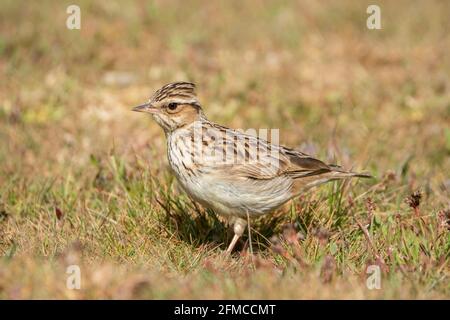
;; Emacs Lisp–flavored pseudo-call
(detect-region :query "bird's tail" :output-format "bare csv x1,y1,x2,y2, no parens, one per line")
327,165,373,179
291,165,373,195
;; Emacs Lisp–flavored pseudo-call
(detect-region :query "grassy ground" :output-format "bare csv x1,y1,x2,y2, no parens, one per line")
0,0,449,299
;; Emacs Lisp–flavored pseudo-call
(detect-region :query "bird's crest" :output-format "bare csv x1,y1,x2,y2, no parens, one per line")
151,82,198,105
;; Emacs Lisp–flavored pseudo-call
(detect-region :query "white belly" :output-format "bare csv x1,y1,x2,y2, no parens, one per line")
167,130,293,218
175,171,292,218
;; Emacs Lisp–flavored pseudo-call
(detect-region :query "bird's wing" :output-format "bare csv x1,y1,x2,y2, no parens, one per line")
200,126,332,181
277,147,333,178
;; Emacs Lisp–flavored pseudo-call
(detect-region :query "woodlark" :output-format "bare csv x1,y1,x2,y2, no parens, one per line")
133,82,371,254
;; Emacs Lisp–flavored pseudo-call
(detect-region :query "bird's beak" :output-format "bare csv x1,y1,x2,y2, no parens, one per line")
132,102,157,113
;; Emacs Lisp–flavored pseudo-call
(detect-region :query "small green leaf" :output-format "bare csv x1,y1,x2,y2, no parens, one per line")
329,242,338,255
5,242,17,260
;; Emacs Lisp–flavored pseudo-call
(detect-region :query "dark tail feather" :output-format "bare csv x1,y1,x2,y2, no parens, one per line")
348,172,373,179
328,166,373,179
291,167,373,196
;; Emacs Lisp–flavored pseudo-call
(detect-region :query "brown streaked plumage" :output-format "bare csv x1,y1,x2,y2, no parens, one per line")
133,81,372,254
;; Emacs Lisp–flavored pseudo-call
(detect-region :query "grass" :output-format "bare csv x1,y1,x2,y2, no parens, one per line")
0,0,449,299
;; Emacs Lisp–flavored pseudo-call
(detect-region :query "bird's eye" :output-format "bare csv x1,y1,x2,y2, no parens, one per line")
167,103,178,111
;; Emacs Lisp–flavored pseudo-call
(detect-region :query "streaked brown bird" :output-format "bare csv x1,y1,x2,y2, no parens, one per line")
133,82,371,254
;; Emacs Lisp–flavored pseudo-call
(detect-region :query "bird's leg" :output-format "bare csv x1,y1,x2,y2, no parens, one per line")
226,217,247,254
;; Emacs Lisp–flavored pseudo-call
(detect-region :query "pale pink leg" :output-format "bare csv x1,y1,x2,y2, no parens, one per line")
225,218,247,254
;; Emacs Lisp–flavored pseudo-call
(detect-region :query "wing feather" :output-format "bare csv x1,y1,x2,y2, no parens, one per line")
198,124,331,181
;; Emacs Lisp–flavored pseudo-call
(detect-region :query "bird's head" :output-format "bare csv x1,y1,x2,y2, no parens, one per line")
132,81,204,132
